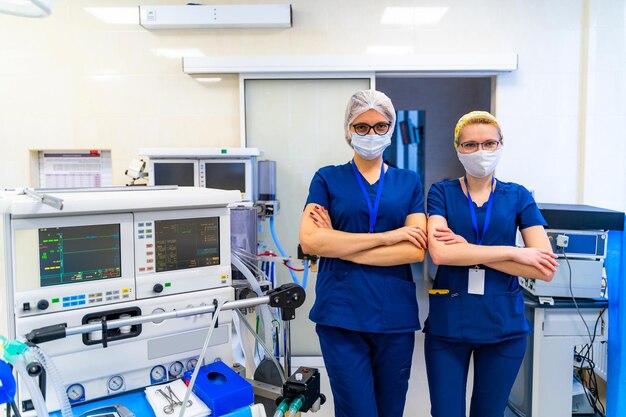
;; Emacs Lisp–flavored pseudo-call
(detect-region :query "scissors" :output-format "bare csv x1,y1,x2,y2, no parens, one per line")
156,385,193,415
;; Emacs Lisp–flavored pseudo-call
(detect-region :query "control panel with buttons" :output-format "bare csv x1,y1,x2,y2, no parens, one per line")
17,287,134,316
135,222,155,274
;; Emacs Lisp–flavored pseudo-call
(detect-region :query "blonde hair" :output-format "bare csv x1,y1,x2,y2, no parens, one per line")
453,111,503,148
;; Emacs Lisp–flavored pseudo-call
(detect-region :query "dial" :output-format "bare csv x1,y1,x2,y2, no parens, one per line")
150,365,166,382
186,358,198,371
66,383,85,402
168,361,184,378
107,375,124,392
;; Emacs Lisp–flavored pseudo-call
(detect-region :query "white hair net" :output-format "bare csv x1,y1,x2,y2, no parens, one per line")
344,89,396,144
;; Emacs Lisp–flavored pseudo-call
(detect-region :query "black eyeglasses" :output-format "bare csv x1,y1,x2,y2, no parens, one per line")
352,122,391,136
458,140,502,153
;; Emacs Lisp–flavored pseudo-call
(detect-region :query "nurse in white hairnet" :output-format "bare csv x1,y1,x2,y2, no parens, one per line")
299,90,427,417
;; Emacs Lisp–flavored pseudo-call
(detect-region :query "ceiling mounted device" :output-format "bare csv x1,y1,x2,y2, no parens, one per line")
139,3,292,30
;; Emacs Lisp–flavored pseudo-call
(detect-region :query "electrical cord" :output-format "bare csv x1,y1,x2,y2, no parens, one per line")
563,249,593,342
562,246,607,416
578,306,607,359
577,306,607,416
4,402,20,417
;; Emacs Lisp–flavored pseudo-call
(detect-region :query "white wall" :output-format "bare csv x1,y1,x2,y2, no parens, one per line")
583,0,626,212
0,0,624,211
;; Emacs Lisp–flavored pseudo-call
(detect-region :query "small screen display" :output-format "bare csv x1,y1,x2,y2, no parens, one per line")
154,163,195,186
204,163,246,193
155,217,220,272
39,224,122,287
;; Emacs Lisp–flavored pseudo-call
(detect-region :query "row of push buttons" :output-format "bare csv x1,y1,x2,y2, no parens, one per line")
87,289,132,304
137,222,154,240
106,290,121,301
58,289,132,308
63,294,86,307
145,241,154,267
88,292,103,304
138,243,155,273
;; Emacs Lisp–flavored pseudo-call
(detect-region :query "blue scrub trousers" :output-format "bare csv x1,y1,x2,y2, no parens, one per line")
316,324,415,417
424,334,526,417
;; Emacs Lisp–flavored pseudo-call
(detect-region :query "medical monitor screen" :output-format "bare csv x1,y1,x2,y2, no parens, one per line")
204,163,246,193
155,217,220,272
39,224,122,287
154,163,195,186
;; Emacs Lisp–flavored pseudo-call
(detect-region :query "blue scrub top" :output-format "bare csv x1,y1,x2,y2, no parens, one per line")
425,179,547,343
305,162,425,333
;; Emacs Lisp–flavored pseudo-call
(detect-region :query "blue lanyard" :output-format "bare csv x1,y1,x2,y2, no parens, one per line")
351,160,385,233
464,176,495,245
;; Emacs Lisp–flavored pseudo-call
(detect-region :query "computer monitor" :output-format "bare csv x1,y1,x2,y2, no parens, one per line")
12,213,136,316
154,217,220,272
39,223,122,287
200,159,253,202
149,160,199,186
134,207,232,298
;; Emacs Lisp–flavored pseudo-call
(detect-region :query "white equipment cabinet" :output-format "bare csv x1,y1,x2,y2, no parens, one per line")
0,186,241,414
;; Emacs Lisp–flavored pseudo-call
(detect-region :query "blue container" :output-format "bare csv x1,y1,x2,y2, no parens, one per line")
184,361,253,416
0,360,16,405
221,406,253,417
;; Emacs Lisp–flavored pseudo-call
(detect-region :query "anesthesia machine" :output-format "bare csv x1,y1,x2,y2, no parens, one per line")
0,186,322,417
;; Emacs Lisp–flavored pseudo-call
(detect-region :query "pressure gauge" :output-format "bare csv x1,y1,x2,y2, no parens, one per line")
66,383,85,402
107,375,124,392
150,365,166,383
168,361,184,378
186,358,198,371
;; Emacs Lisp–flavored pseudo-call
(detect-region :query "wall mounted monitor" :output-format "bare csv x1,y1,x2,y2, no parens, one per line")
148,160,199,187
200,159,253,202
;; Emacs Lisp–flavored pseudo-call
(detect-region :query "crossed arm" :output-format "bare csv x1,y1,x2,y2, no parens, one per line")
299,203,427,266
427,215,557,281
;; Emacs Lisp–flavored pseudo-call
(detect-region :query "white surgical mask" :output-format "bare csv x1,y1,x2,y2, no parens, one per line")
457,148,503,178
351,133,392,160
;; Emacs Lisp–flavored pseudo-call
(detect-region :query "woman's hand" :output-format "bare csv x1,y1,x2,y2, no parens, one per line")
309,205,333,229
433,227,467,245
309,206,426,250
382,225,427,249
511,247,559,276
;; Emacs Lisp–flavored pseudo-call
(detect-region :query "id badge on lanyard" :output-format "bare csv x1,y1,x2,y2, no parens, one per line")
465,177,495,296
351,160,385,233
468,266,486,295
